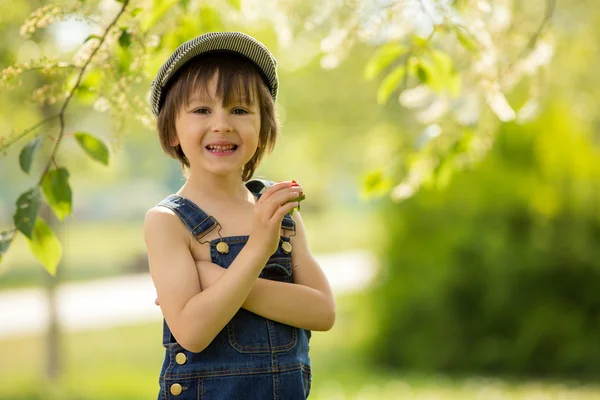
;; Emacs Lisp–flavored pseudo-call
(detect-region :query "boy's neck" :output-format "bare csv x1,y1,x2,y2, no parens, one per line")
181,170,253,203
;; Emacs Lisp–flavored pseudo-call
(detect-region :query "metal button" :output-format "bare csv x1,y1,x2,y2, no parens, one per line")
170,383,183,396
175,352,187,365
281,241,292,254
216,241,229,254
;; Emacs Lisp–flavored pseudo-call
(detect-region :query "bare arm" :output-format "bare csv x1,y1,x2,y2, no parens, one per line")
145,182,302,353
145,207,267,353
196,211,336,331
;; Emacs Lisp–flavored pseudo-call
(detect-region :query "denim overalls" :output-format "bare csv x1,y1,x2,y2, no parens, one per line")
156,179,312,399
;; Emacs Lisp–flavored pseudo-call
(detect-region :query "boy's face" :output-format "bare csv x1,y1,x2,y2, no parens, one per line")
173,72,261,178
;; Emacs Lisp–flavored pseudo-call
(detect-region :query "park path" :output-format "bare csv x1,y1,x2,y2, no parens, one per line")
0,250,376,338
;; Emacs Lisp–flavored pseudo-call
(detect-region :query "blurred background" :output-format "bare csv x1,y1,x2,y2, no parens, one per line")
1,0,600,399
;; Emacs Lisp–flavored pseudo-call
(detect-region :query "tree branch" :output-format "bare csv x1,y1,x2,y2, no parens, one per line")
0,116,57,152
38,0,130,185
507,0,556,71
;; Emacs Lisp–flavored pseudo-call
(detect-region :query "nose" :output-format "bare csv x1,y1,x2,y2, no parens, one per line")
210,109,232,133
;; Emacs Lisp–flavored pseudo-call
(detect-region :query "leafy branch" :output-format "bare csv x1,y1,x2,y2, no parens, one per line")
0,0,130,274
1,116,57,153
358,0,557,200
39,0,128,184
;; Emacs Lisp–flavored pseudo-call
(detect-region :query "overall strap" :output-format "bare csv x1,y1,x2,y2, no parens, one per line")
245,178,296,232
157,194,219,239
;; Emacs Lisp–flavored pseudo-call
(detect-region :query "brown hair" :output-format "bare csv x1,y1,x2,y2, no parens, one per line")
156,52,279,181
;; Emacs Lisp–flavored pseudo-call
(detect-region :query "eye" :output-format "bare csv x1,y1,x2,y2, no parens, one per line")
232,108,249,115
193,107,210,114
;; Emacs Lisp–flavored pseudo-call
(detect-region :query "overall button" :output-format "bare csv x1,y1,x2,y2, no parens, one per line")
216,241,229,254
281,241,292,254
175,352,187,365
170,383,183,396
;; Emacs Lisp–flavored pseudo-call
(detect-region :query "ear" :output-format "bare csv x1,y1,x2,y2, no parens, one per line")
170,135,180,147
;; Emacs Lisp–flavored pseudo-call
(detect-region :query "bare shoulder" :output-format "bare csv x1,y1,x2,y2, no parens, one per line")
143,206,192,273
144,206,188,241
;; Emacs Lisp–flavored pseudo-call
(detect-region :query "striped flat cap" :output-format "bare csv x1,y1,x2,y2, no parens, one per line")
150,31,278,117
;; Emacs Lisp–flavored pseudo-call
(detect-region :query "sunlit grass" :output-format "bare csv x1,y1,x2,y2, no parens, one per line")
1,293,599,399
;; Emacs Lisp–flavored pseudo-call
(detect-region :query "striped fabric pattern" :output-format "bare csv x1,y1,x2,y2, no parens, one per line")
150,32,279,117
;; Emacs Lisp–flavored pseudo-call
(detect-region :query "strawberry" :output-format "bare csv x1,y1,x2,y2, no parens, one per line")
288,180,305,215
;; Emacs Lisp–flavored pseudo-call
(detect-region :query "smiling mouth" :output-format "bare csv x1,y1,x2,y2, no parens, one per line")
206,144,238,153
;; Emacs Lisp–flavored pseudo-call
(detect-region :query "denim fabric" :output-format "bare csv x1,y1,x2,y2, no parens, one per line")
155,179,312,399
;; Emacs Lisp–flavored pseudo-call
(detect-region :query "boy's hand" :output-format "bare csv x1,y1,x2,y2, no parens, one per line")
248,181,303,257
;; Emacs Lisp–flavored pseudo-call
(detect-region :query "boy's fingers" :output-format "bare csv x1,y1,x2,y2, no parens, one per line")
265,190,302,218
259,181,293,202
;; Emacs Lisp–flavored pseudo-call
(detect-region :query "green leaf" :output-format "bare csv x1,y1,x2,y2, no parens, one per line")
41,167,72,221
430,50,454,77
13,188,41,239
416,63,429,84
118,28,131,48
115,0,126,3
455,26,479,53
412,51,459,95
362,169,393,197
25,217,62,277
0,230,15,264
83,34,102,43
118,46,133,72
412,36,429,48
430,49,461,96
289,194,306,215
19,136,42,174
448,73,462,97
74,132,109,165
364,43,408,81
131,7,144,17
377,65,406,105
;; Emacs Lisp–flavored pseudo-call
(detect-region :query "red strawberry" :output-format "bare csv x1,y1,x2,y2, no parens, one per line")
289,180,305,215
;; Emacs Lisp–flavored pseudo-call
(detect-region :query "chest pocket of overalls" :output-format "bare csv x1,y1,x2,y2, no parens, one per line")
226,247,298,354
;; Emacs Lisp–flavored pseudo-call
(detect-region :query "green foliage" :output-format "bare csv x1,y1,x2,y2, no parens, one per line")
428,49,461,96
369,105,600,377
13,188,41,239
118,28,132,48
3,298,600,399
140,0,178,32
0,231,14,263
362,169,393,198
454,25,480,53
18,136,42,174
74,132,109,165
24,217,62,276
41,167,72,221
377,65,406,104
364,43,408,81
